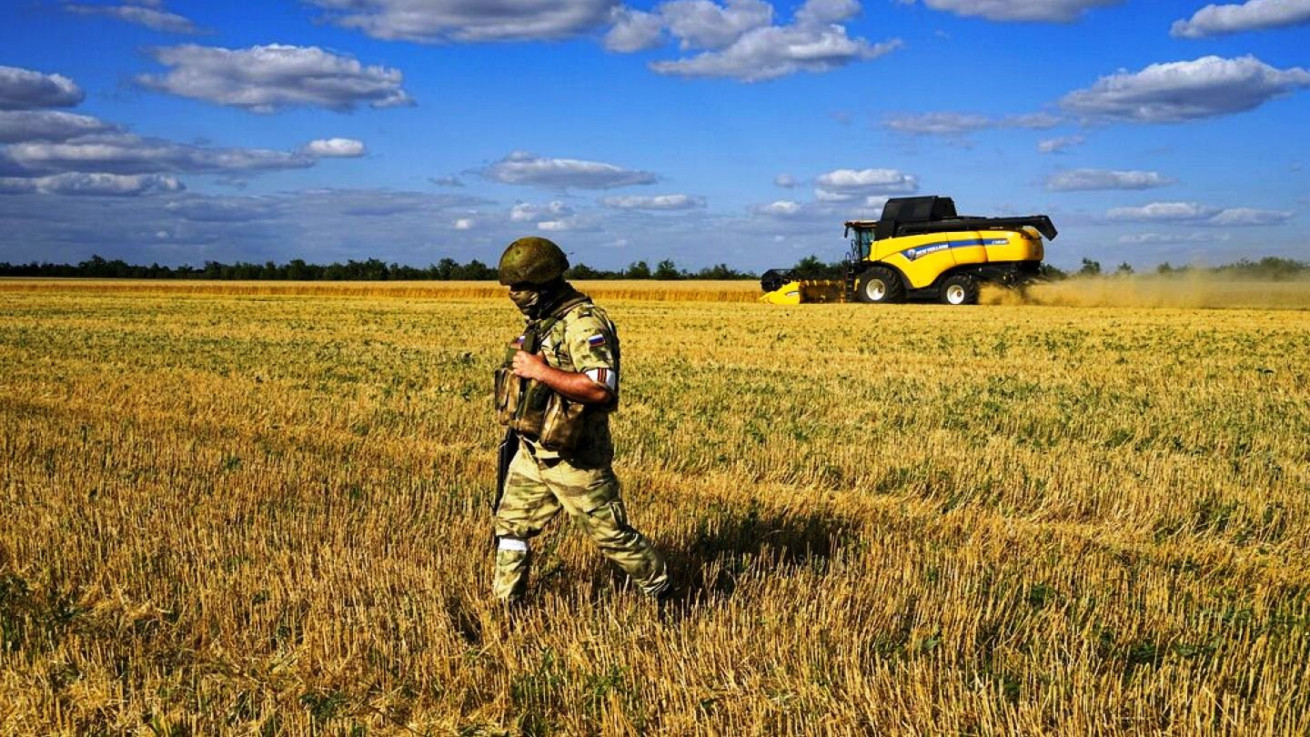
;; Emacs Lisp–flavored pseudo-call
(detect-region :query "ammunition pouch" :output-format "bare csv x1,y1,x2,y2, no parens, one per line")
494,367,588,453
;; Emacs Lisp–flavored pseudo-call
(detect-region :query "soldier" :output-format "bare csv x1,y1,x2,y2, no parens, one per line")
491,236,669,604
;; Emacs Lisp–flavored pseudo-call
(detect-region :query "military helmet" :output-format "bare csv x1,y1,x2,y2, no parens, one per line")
498,237,569,285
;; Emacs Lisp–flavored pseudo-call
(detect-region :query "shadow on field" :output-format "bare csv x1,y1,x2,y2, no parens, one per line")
644,503,853,607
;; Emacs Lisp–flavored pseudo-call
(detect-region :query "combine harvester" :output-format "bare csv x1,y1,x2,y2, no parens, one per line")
760,196,1058,305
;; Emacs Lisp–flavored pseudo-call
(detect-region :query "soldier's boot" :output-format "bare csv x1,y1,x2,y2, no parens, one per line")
582,500,669,598
493,538,531,603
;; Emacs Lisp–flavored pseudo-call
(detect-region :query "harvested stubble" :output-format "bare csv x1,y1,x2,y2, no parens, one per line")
1,284,1308,735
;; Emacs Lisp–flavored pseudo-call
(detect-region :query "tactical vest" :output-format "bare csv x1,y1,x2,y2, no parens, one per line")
493,294,598,453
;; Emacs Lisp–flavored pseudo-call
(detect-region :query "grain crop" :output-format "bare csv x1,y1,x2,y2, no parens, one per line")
1,280,1308,735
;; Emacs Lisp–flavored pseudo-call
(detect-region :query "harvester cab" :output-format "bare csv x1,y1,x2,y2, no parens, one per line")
760,196,1058,305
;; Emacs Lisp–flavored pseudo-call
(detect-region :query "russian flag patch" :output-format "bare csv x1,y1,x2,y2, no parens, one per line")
587,333,606,347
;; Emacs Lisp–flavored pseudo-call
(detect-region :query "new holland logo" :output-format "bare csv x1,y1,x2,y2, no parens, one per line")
903,238,1011,261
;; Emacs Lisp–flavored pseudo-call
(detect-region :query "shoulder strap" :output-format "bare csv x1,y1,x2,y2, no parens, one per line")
523,294,591,353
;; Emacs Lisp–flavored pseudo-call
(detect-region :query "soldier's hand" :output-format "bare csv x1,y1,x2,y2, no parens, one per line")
511,350,548,380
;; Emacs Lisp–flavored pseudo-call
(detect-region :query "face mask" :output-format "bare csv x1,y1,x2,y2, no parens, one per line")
509,287,542,316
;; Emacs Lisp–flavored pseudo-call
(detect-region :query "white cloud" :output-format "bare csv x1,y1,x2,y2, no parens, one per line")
604,7,665,51
1206,208,1294,226
1106,201,1294,226
650,24,901,81
882,111,1061,136
3,132,318,176
600,193,706,210
164,197,282,222
0,110,113,143
813,167,918,201
453,218,475,230
0,66,84,110
537,215,599,232
302,138,367,158
484,151,657,189
1171,0,1310,38
774,173,797,188
306,0,617,42
137,44,414,113
884,112,990,135
795,0,862,25
1046,169,1174,191
1060,55,1310,123
65,2,202,34
0,172,184,196
911,0,1122,22
640,0,901,81
1037,134,1085,153
510,201,574,222
755,200,803,217
1107,202,1217,222
1117,232,1230,245
660,0,773,50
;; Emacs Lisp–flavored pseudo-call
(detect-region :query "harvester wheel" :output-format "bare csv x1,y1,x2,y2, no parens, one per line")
855,267,905,304
940,274,979,305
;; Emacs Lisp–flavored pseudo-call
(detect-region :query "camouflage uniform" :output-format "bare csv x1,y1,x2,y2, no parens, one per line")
494,300,668,601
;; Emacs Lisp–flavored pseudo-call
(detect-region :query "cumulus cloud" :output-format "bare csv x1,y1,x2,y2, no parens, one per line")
0,111,113,143
660,0,774,50
302,138,367,158
600,193,706,210
1171,0,1310,38
0,172,183,196
1206,208,1295,226
510,201,574,222
1117,232,1230,245
882,110,1062,135
604,7,665,51
1106,202,1217,222
883,112,991,135
65,2,203,34
1037,134,1085,153
1106,201,1294,226
306,0,617,42
0,66,84,110
756,199,804,217
650,24,901,81
636,0,901,81
137,44,414,113
537,215,600,232
453,218,475,230
165,197,282,222
1060,55,1310,123
2,132,318,176
484,151,657,189
1045,169,1175,191
909,0,1122,22
813,168,918,201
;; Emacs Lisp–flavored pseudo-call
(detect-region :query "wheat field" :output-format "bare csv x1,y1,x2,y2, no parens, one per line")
1,279,1308,735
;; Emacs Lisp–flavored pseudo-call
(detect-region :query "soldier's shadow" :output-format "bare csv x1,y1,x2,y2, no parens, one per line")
592,503,854,607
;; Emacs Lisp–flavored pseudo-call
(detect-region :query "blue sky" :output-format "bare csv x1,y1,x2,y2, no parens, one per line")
0,0,1307,272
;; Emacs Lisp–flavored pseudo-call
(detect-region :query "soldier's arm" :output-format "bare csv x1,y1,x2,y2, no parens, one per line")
511,351,612,405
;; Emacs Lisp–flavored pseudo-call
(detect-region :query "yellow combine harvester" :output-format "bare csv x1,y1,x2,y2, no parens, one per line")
760,196,1058,305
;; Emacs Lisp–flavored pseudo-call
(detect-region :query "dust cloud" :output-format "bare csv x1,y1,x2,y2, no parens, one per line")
981,276,1310,310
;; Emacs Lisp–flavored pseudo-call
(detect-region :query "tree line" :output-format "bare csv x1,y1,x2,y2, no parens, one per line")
0,255,755,281
1,254,1306,282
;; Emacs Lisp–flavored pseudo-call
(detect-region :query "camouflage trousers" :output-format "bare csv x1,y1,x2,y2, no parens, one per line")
493,444,668,602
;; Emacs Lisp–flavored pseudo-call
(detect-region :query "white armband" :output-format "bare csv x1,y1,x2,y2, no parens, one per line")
584,367,618,393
